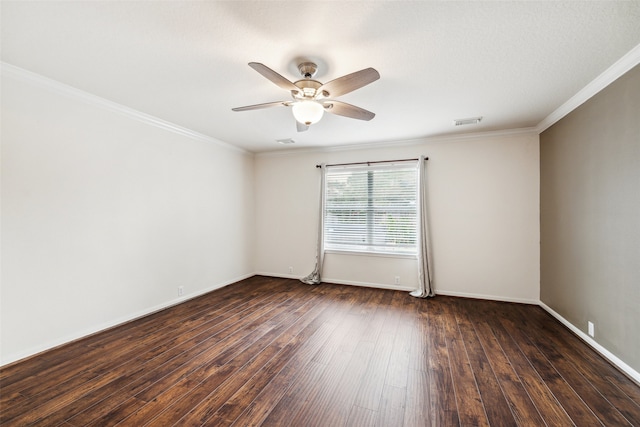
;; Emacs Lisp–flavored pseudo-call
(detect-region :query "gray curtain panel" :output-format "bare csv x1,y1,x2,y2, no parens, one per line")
301,163,326,285
410,155,434,298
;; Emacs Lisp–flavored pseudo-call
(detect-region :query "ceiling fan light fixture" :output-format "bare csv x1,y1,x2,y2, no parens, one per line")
232,62,379,130
292,100,324,125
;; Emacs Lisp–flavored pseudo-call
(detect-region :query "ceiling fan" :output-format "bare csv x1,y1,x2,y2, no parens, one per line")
232,62,380,132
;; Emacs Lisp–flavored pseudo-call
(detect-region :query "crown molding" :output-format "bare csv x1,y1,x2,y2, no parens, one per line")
536,42,640,134
255,127,538,159
1,62,249,155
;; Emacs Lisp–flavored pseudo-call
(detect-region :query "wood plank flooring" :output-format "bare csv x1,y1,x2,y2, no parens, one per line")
2,275,640,426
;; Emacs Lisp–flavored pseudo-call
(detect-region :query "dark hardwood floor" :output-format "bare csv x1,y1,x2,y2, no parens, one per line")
2,276,640,426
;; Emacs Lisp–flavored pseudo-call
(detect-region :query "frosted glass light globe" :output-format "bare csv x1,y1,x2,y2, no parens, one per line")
292,100,324,125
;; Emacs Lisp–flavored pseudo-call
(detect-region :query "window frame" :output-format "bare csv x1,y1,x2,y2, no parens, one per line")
322,161,419,258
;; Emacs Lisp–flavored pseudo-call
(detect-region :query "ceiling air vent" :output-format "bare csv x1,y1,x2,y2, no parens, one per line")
276,138,295,145
454,116,483,126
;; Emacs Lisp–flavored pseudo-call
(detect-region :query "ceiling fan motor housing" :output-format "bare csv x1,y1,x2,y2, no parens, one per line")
297,62,318,78
293,79,322,99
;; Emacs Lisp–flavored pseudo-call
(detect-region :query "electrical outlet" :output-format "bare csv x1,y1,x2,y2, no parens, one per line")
178,286,184,297
289,266,293,274
394,276,400,285
588,321,595,337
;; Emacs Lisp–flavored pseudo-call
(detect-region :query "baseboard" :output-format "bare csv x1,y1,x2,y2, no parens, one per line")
539,301,640,385
434,289,539,305
255,271,415,292
0,272,254,367
10,272,636,388
321,277,415,292
258,273,539,300
255,271,302,281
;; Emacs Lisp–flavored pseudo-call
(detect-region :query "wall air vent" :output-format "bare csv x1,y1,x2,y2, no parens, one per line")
454,116,483,126
276,138,295,145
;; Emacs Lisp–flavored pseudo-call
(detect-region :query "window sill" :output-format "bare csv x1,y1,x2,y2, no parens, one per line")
324,249,418,260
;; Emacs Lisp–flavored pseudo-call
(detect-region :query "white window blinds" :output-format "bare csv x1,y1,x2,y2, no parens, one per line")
324,162,418,255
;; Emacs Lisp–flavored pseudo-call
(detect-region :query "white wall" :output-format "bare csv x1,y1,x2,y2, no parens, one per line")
1,70,255,365
255,132,540,303
0,65,540,366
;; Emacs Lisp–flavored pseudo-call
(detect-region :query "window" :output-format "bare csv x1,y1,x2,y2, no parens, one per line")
324,162,418,256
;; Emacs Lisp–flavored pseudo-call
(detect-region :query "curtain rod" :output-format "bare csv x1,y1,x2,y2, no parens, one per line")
315,157,428,168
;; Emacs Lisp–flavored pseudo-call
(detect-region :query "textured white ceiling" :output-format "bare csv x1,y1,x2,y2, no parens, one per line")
2,1,640,152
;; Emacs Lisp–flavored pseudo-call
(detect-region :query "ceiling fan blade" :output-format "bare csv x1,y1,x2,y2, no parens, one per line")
318,68,380,98
296,120,309,132
232,101,289,112
324,101,375,121
248,62,300,94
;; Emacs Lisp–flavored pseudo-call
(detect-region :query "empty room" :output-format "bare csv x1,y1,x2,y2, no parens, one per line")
1,1,639,426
